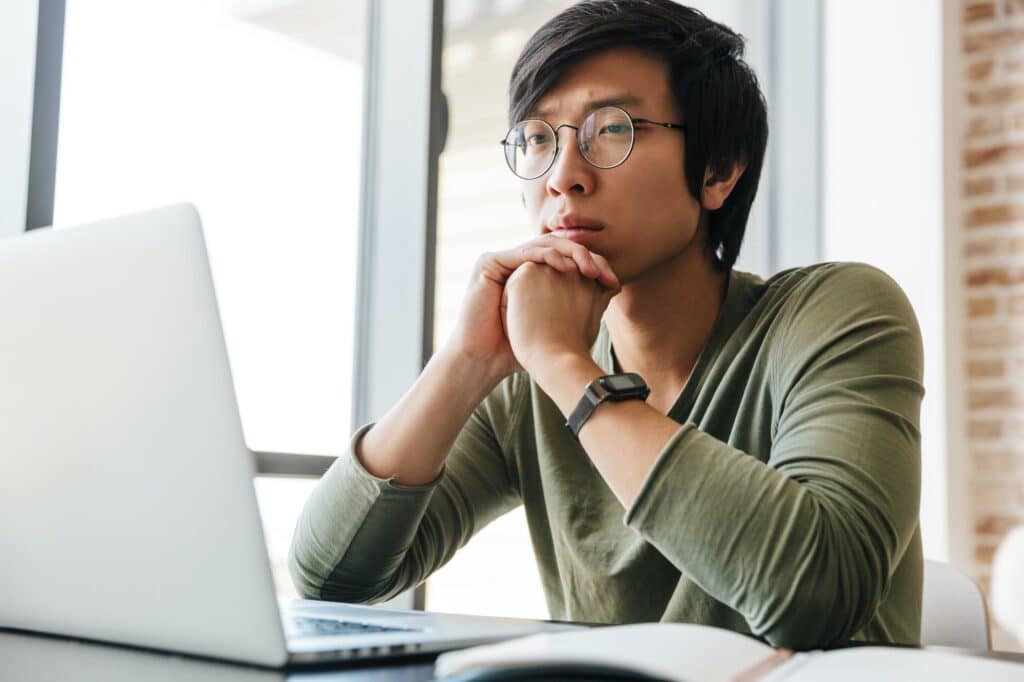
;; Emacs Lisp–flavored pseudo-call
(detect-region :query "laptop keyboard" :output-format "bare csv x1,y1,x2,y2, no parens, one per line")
289,616,417,638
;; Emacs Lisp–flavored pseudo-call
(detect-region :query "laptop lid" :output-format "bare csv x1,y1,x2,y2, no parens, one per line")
0,204,288,667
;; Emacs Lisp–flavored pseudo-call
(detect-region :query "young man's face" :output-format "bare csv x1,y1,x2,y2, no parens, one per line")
521,47,705,284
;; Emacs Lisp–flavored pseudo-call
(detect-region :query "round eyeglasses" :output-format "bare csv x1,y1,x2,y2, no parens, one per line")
499,105,687,180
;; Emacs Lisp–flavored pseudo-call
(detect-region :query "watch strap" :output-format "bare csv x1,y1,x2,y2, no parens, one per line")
565,373,650,437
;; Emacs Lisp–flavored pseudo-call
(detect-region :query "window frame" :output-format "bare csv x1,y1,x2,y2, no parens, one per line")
252,0,447,479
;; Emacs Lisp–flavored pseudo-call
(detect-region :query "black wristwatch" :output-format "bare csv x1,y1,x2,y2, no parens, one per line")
566,373,650,437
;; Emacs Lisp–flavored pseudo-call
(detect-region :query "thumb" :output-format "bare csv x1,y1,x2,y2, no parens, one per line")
599,281,619,308
499,286,510,338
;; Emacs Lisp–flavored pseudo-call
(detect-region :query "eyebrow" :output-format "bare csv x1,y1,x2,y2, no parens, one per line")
529,94,644,119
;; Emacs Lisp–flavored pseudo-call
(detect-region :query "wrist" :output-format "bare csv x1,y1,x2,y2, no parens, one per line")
431,345,507,405
529,350,604,417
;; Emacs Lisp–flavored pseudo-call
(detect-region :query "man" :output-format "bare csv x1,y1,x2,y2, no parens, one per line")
290,0,924,650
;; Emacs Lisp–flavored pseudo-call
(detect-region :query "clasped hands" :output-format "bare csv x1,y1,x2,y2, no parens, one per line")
446,234,620,397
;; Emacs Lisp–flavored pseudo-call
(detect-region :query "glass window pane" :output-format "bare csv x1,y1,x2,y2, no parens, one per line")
428,0,574,621
53,0,364,457
254,476,318,597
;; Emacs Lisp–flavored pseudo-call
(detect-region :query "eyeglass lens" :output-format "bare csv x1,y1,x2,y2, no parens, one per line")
504,106,635,180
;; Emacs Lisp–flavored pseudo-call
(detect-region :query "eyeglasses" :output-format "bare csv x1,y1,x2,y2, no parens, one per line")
499,105,687,180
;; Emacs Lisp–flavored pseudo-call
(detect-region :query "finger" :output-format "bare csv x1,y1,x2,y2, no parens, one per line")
567,247,601,279
541,248,579,273
535,236,611,283
589,252,621,291
479,248,544,282
601,282,620,306
487,239,610,284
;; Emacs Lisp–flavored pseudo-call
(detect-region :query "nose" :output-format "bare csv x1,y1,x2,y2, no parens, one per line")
545,124,595,198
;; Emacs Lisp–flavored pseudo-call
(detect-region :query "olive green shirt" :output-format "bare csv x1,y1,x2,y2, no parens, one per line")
289,262,924,650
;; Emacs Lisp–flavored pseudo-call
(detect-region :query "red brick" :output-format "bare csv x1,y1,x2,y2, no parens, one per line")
967,203,1024,227
965,237,1002,256
968,418,1005,438
966,266,1024,285
965,176,997,195
976,543,998,566
968,358,1006,377
968,116,1004,138
965,143,1024,167
966,326,1012,348
969,388,1020,408
973,449,1017,470
969,296,1000,317
976,515,1021,534
968,58,997,81
966,2,997,22
968,84,1024,106
964,27,1024,54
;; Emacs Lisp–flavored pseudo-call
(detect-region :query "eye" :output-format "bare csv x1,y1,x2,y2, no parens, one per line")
527,134,552,146
599,123,629,135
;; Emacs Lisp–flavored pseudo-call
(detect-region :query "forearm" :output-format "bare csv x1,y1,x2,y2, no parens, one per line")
291,358,524,601
531,352,885,647
622,424,902,648
531,351,680,508
358,346,505,485
289,429,438,601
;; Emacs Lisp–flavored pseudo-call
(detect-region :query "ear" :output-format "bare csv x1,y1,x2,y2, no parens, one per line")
701,161,746,211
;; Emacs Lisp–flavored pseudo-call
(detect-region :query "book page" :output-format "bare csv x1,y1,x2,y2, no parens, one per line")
435,623,775,682
763,647,1024,682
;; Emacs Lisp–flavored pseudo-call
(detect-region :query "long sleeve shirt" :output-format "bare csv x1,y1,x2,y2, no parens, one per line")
289,262,925,650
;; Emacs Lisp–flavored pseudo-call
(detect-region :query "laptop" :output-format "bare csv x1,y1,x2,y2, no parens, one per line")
0,203,579,667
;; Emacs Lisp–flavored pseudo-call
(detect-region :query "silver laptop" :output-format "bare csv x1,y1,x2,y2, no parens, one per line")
0,203,578,667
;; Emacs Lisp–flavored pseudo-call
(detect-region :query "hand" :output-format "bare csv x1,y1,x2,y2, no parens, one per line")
500,261,619,378
443,235,619,384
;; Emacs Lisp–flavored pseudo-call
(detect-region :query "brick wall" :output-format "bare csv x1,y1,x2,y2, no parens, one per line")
958,0,1024,651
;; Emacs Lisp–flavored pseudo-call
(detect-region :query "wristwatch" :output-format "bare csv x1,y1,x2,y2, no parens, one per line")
566,372,650,437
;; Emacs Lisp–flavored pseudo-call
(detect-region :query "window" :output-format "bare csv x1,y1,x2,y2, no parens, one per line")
53,0,366,594
427,0,574,620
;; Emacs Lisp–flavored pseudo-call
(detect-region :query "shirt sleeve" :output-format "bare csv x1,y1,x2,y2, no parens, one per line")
288,373,526,603
623,263,924,649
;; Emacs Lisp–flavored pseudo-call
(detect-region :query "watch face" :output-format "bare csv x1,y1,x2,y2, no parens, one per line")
602,373,645,392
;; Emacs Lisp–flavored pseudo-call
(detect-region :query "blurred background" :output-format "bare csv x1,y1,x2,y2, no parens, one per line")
3,0,1022,653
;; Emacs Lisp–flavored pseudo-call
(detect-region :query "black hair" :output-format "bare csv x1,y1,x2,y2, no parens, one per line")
508,0,768,271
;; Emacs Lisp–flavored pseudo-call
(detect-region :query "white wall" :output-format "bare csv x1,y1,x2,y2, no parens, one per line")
0,1,38,237
823,0,949,560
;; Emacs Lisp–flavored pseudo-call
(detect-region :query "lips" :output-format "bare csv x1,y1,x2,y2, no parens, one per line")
546,213,604,234
548,223,603,244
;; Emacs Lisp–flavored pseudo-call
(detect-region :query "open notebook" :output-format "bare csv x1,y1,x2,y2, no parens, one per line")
434,623,1024,681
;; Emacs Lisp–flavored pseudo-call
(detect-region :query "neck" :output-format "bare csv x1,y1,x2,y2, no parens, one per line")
604,243,728,389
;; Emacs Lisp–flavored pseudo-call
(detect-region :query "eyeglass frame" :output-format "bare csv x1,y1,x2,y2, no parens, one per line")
499,105,687,180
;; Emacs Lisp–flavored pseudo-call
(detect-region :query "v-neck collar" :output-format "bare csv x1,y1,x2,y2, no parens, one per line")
592,268,757,421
